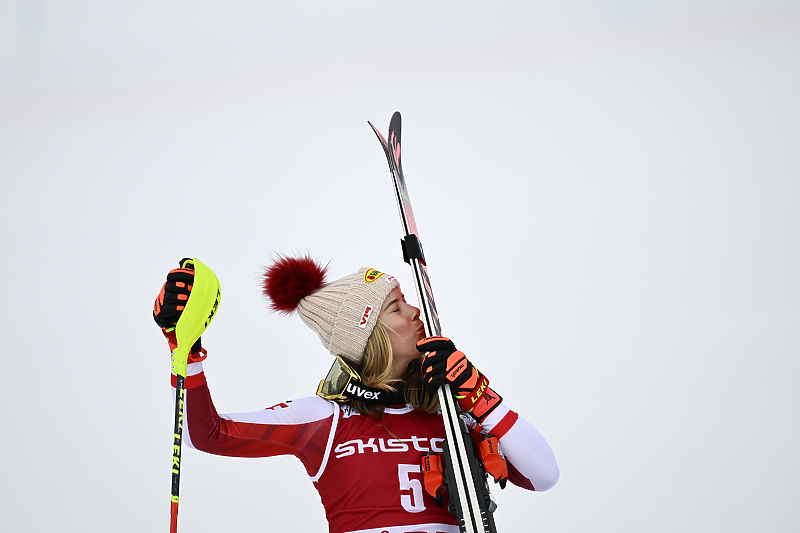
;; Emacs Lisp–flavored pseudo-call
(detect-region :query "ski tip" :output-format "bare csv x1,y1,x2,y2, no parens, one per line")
389,112,402,136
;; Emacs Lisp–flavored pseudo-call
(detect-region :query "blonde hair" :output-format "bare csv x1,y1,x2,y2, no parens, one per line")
349,320,439,418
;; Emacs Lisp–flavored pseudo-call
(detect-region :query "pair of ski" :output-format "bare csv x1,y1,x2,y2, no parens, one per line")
369,112,499,533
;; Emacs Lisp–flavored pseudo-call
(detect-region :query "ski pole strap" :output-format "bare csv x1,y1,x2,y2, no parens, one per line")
459,373,490,411
469,385,503,424
401,234,426,265
478,436,508,489
421,452,447,505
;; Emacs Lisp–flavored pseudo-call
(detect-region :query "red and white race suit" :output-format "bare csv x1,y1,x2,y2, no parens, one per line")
174,362,559,533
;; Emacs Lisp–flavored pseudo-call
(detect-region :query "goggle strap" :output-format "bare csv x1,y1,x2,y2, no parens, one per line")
340,377,407,405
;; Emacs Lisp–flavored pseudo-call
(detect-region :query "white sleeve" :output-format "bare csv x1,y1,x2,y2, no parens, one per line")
476,404,560,492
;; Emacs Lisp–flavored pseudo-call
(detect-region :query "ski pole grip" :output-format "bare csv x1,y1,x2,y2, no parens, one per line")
401,234,426,265
172,258,221,377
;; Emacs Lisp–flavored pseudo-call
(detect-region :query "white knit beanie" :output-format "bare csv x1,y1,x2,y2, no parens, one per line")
263,256,399,363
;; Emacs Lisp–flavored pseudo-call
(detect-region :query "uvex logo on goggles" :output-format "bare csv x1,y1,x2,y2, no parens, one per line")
346,383,381,400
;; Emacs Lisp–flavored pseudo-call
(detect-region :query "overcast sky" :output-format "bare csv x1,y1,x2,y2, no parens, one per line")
2,1,799,532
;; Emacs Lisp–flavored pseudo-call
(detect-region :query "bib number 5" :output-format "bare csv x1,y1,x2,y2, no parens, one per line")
398,464,426,513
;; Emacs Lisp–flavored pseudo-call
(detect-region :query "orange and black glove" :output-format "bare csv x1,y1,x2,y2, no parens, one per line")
153,258,206,362
417,336,501,423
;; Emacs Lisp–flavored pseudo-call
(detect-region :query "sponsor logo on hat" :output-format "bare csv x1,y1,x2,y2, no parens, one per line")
364,269,384,283
359,305,373,328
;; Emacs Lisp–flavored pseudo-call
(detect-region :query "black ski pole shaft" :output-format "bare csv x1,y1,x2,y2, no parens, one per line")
170,375,185,533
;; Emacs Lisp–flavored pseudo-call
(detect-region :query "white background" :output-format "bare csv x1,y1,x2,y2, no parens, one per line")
2,1,798,531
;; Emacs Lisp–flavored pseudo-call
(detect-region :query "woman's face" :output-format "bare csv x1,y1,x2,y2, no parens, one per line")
379,286,426,379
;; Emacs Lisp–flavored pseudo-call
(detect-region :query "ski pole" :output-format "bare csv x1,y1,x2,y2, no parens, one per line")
168,258,221,533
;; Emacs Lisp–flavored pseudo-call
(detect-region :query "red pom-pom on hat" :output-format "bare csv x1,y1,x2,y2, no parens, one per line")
263,255,328,313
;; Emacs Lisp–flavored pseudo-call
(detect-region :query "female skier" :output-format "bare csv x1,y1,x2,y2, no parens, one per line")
154,255,559,533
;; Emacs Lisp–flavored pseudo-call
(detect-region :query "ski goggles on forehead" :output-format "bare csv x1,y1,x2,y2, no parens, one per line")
316,356,405,405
